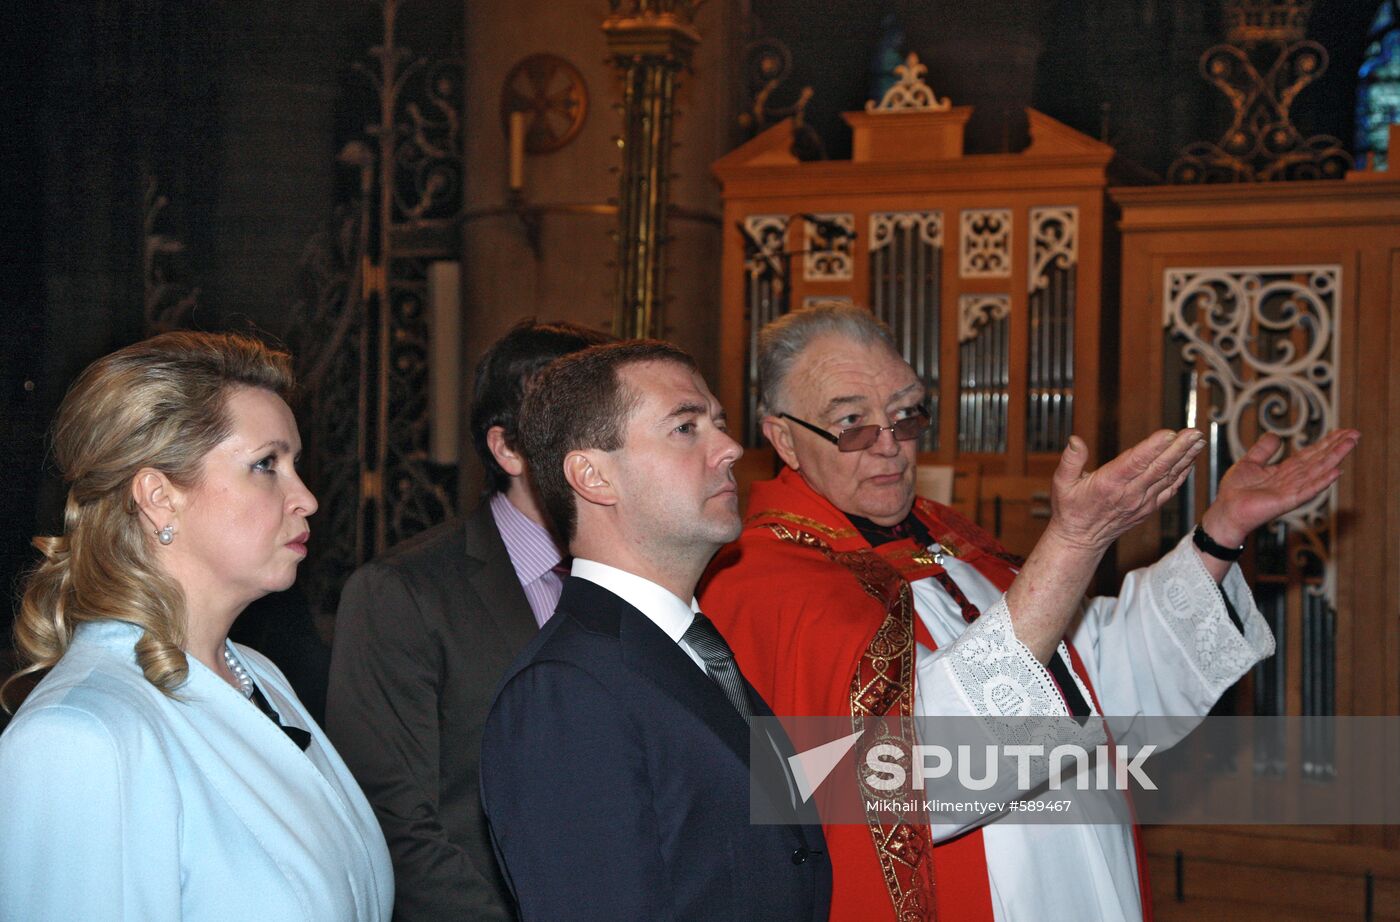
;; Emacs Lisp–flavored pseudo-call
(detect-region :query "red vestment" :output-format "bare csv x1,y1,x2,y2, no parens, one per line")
699,467,1151,921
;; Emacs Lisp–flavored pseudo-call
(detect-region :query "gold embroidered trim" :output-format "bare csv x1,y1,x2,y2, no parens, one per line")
837,551,937,921
761,522,830,550
747,509,858,540
763,521,937,920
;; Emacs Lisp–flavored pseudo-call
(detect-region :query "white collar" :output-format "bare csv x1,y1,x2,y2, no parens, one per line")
570,558,700,643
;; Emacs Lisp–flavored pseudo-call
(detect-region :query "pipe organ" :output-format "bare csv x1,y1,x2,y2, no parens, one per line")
1114,174,1400,919
711,32,1400,922
715,100,1116,555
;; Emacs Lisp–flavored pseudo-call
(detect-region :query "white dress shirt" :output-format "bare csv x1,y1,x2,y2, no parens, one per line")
570,559,801,811
570,558,708,672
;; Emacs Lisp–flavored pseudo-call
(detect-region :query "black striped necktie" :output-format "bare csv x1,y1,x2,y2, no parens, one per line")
682,612,753,725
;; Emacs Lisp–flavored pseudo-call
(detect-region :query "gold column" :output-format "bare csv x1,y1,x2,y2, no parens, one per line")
602,1,701,339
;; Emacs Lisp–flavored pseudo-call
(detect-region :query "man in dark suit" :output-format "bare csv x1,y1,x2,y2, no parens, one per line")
325,320,610,921
480,340,831,922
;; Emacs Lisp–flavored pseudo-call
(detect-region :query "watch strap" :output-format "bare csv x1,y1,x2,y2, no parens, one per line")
1193,523,1244,562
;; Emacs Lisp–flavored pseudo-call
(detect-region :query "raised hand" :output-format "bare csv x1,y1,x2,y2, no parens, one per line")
1198,429,1360,549
1006,430,1203,663
1046,430,1206,554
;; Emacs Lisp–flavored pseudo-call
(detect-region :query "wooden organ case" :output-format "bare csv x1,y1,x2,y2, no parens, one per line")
713,97,1118,556
1114,173,1400,921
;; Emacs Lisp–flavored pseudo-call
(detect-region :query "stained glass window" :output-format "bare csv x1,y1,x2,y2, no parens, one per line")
1356,0,1400,169
868,13,905,104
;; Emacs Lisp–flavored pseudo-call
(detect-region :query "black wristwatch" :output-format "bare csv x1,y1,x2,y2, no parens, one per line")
1192,523,1244,562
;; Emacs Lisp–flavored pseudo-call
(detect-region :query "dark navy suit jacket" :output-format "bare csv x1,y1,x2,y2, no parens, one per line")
480,576,831,922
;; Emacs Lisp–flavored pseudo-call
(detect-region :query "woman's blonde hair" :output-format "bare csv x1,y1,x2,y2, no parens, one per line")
2,331,294,711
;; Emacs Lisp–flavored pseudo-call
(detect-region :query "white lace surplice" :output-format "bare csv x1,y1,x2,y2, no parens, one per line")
912,533,1274,922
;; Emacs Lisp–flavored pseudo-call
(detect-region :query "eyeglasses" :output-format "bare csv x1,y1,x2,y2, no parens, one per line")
779,407,930,452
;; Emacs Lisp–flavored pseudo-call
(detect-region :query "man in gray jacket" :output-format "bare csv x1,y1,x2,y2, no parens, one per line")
326,320,609,921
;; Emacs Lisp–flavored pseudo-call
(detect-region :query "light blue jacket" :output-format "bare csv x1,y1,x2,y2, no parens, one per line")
0,620,394,921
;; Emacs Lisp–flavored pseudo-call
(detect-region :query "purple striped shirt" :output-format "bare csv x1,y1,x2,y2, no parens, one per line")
489,491,567,628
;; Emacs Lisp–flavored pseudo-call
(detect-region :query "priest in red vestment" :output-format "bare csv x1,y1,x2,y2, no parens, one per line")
698,304,1358,922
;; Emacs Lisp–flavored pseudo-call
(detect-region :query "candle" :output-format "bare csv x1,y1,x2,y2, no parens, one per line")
509,111,526,191
427,260,462,465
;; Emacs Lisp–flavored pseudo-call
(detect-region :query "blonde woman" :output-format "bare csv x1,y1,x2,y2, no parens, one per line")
0,332,392,921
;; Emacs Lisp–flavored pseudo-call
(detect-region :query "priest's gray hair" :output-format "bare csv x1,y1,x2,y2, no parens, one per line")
757,304,899,416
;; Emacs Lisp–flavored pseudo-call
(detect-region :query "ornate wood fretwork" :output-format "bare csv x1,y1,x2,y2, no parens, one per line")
604,0,701,339
1027,207,1078,452
869,211,943,450
958,294,1010,454
1164,265,1339,770
1164,266,1338,578
1168,0,1348,183
864,52,950,114
959,208,1011,279
290,0,462,620
802,213,854,281
958,294,1011,344
740,214,790,446
872,210,944,251
743,214,789,282
1028,206,1078,294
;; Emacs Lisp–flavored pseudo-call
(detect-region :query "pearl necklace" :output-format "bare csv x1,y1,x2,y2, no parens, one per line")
222,646,254,698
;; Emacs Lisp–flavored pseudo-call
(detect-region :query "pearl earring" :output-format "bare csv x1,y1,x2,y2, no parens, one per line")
157,524,175,545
